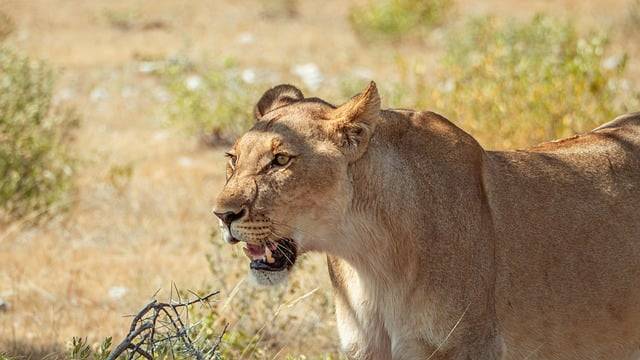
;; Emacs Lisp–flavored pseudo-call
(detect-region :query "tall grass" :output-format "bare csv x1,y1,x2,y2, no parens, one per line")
162,60,258,146
0,47,78,221
349,0,453,41
392,15,638,148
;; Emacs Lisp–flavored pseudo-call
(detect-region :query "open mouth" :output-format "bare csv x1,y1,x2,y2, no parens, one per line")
242,239,297,272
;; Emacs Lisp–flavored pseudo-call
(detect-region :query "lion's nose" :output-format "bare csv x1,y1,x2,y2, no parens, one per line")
214,208,246,226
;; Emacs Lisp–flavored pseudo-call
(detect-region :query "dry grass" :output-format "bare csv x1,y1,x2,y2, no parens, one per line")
0,0,638,358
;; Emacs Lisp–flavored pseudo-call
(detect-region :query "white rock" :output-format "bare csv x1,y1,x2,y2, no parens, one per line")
152,130,170,142
178,156,194,167
237,32,255,45
441,78,456,93
108,286,128,300
185,75,203,91
90,87,108,102
138,61,163,74
54,88,75,103
602,55,624,70
292,63,323,91
241,68,256,84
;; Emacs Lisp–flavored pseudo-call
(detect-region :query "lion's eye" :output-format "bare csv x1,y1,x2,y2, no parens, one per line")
273,154,291,167
225,153,237,168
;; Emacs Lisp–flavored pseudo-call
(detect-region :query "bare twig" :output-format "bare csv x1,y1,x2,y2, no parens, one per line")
107,290,225,360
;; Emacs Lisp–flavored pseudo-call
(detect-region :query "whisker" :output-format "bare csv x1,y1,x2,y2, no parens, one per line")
279,247,295,265
276,243,295,265
268,226,310,254
268,221,318,253
267,230,297,265
269,235,295,255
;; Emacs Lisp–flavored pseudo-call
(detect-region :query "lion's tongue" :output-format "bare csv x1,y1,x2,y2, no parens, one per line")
242,243,275,263
243,243,266,261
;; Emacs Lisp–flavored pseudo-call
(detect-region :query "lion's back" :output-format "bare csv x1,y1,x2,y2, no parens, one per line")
528,111,640,155
486,113,640,359
593,111,640,133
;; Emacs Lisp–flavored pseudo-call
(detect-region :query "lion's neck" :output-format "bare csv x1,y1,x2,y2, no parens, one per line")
329,111,495,289
328,143,432,283
333,209,421,286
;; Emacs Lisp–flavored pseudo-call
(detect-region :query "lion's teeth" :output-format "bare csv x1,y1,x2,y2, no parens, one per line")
265,246,274,264
243,245,266,261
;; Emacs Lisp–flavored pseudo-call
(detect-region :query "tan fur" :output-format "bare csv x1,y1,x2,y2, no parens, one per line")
214,83,640,360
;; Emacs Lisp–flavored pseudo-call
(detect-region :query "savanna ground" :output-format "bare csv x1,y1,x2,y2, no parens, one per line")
1,0,639,358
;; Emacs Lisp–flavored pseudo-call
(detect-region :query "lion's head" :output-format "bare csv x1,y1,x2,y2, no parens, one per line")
213,82,380,285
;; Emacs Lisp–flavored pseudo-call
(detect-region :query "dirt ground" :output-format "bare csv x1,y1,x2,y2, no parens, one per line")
0,0,637,358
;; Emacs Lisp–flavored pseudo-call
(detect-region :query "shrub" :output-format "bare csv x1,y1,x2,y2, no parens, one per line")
162,60,258,146
392,15,638,149
0,47,78,221
349,0,453,41
68,337,111,360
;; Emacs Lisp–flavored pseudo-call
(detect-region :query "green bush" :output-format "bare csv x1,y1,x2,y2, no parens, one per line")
163,60,258,146
68,337,111,360
0,47,78,221
392,15,638,148
349,0,453,41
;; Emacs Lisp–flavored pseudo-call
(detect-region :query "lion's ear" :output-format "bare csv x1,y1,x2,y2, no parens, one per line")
329,81,381,162
254,84,304,120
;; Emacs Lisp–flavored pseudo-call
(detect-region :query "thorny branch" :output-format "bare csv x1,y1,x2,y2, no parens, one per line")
107,290,225,360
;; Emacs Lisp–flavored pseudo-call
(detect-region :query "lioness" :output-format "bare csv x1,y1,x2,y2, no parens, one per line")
213,82,640,359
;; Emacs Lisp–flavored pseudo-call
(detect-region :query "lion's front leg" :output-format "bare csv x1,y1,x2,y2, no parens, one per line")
328,256,391,360
390,338,502,360
334,293,390,359
389,328,503,360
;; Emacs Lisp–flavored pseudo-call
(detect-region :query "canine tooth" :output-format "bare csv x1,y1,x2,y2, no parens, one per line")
265,246,275,264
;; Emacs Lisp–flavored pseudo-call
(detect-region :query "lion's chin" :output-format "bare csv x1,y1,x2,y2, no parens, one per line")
249,267,290,286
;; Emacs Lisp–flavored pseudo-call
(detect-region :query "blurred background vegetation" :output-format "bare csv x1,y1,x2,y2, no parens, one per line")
0,48,78,222
349,0,453,41
0,0,638,359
